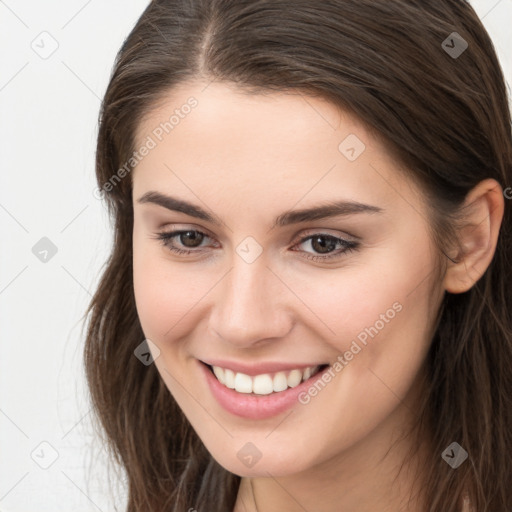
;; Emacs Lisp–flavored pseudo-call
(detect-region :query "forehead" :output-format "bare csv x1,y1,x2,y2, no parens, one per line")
133,81,349,163
131,80,423,223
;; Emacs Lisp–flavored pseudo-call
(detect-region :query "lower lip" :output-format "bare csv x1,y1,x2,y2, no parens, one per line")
198,360,329,420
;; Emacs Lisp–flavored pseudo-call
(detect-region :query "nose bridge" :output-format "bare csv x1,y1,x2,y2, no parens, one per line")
209,251,291,346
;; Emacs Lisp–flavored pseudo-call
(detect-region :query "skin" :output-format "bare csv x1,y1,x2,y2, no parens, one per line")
130,80,503,512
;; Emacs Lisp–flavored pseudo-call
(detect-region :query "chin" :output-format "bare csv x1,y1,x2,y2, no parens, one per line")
203,439,318,478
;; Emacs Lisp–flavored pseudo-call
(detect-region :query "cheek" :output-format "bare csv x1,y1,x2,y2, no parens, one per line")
284,249,438,463
132,236,205,342
297,234,438,375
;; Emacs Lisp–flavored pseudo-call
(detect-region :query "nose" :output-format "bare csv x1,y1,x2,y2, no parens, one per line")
208,254,294,348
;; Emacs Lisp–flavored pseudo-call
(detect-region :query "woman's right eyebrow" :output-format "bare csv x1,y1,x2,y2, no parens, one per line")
137,190,383,228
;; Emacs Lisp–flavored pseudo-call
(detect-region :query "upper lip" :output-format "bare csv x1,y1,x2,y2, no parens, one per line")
200,358,329,376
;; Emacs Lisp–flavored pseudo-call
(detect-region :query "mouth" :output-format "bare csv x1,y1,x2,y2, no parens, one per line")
203,362,330,396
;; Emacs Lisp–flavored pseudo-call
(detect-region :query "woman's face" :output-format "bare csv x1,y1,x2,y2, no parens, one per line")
131,80,445,478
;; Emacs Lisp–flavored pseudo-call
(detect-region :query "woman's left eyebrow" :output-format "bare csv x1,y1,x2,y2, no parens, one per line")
273,200,383,228
137,190,383,228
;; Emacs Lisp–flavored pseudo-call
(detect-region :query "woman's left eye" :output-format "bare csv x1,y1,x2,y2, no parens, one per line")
292,233,359,261
152,229,359,261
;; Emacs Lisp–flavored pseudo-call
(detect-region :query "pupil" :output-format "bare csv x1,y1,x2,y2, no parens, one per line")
181,231,203,247
311,235,336,254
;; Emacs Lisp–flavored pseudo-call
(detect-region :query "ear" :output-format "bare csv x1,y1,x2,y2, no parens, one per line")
443,178,505,294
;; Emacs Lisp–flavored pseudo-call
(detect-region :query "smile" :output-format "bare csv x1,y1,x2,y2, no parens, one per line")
208,364,328,395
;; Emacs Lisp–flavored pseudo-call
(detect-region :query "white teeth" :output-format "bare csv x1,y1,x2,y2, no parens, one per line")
213,366,225,383
287,369,302,388
273,371,288,392
224,368,236,389
253,374,274,395
210,364,323,394
234,372,253,393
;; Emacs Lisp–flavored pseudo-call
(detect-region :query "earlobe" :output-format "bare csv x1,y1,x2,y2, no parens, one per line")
443,178,505,294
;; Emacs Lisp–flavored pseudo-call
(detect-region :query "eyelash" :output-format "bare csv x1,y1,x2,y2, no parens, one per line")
152,228,359,262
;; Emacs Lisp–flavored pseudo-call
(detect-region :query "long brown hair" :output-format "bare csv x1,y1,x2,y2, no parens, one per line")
82,1,512,510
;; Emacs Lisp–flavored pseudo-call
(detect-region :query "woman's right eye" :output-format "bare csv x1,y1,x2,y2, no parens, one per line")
152,229,215,255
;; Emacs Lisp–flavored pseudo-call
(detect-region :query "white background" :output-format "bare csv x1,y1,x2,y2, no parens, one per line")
0,1,510,511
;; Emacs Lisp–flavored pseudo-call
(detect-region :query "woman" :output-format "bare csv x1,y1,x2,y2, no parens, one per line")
83,1,512,511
